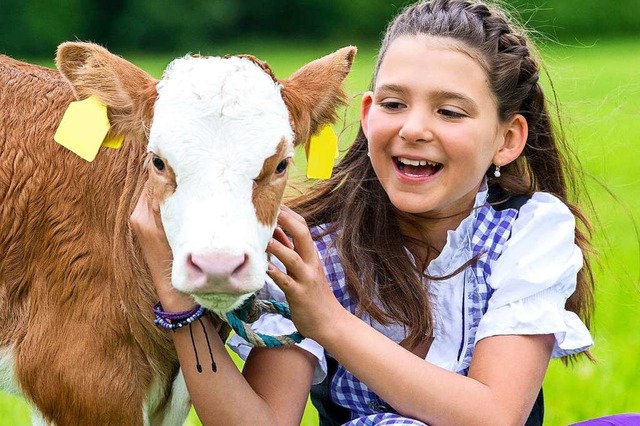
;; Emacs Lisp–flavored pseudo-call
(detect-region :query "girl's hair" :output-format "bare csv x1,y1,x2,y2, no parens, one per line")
288,0,595,352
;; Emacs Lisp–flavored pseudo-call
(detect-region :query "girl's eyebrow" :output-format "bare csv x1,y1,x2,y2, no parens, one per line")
374,83,407,96
432,90,476,107
432,90,480,114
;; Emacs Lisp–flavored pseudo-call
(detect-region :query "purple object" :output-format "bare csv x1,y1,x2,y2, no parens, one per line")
153,302,206,330
571,414,640,426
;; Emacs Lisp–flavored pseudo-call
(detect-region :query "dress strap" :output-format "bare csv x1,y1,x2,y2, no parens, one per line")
310,356,352,426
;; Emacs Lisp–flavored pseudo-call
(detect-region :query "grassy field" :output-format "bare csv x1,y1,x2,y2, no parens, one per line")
1,38,639,425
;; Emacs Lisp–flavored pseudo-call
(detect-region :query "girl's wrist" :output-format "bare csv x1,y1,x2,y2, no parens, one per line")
146,264,195,312
312,305,352,348
156,288,198,312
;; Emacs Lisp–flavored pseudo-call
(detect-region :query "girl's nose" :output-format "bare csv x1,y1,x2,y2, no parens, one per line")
399,110,433,143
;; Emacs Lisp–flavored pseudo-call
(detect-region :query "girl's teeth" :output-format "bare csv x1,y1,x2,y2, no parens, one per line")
398,157,437,167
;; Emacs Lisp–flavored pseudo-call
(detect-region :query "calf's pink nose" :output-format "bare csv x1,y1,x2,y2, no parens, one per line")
187,252,248,282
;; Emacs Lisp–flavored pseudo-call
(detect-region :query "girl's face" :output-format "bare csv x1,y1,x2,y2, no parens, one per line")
362,35,507,220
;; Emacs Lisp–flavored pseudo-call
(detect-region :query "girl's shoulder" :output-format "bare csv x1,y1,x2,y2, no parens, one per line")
484,190,582,297
475,190,575,241
485,188,572,215
470,190,579,293
507,191,576,237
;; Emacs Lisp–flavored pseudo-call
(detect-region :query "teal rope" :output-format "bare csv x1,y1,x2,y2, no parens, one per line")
225,296,304,348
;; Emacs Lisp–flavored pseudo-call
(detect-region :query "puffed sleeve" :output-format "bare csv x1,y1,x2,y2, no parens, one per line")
474,192,593,357
226,258,328,384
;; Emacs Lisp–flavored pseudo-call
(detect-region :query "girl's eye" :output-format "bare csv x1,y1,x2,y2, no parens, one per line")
438,109,466,119
381,101,405,110
275,158,289,175
152,156,166,171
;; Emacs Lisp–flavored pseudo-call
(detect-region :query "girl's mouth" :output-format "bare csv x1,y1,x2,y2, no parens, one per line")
394,156,442,177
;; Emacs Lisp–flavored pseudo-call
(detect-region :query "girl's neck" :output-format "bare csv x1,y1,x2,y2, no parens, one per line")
396,208,472,263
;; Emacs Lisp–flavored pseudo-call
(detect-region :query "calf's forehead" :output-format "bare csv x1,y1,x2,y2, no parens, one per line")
148,56,293,175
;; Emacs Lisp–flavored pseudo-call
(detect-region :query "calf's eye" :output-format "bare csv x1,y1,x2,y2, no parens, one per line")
152,156,166,171
275,158,289,175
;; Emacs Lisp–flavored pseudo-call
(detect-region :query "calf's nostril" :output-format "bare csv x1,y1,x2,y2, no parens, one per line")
186,253,203,274
231,253,249,278
187,252,249,279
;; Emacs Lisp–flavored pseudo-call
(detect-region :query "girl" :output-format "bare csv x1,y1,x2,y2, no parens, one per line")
132,0,595,424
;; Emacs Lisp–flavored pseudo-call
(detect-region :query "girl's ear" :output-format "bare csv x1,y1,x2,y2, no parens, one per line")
493,114,528,166
361,91,374,138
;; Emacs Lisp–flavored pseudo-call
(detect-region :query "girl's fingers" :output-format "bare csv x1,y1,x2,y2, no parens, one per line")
131,193,152,236
145,187,164,229
131,185,166,236
272,226,294,250
276,208,317,263
267,236,307,278
279,205,306,225
266,261,295,292
131,190,147,218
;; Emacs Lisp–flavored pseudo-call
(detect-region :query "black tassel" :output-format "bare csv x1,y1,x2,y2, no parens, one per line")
189,323,203,373
198,318,217,372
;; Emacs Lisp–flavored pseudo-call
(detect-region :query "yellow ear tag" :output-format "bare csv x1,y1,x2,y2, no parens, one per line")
306,125,338,179
101,134,124,149
54,95,114,162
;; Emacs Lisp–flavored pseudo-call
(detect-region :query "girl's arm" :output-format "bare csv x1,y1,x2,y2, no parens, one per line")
131,192,315,426
314,310,552,426
165,301,317,426
267,206,554,426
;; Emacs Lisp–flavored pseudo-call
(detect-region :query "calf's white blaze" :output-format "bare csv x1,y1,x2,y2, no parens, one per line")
148,56,293,313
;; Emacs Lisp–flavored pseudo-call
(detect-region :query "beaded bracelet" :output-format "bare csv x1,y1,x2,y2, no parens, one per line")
153,302,207,330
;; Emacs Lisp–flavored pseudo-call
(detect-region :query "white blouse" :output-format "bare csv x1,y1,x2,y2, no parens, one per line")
228,189,593,383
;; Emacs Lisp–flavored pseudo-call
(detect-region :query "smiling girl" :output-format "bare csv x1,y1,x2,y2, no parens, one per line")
260,0,595,424
133,0,595,424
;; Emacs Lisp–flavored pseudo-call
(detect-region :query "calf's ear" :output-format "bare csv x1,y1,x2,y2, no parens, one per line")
56,42,158,141
280,46,357,147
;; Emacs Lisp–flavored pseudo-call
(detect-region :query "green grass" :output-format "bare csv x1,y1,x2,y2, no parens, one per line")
537,38,640,425
2,38,639,425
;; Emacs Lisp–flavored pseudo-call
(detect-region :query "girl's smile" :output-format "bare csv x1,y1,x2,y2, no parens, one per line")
393,156,443,181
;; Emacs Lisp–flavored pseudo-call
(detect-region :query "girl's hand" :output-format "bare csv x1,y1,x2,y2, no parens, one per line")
266,206,347,342
130,188,194,311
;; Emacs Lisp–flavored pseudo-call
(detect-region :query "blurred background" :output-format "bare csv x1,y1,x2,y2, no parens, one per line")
1,1,639,425
1,0,639,58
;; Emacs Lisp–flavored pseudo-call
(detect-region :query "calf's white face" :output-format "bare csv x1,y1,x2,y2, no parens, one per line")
148,57,294,313
55,42,355,314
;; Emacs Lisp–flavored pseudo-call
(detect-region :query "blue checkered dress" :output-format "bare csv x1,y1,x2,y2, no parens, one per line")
311,201,520,425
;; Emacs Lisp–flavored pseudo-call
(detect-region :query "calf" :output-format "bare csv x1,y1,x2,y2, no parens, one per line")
0,42,355,425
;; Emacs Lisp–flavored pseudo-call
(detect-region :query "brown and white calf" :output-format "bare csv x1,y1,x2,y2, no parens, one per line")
0,42,355,425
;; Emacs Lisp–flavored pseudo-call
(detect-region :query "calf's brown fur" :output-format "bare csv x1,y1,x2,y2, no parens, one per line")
0,42,355,424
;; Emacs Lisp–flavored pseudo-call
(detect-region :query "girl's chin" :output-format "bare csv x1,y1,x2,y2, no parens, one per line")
389,196,439,216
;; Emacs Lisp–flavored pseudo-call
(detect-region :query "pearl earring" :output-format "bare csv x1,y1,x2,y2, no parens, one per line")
494,164,501,178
